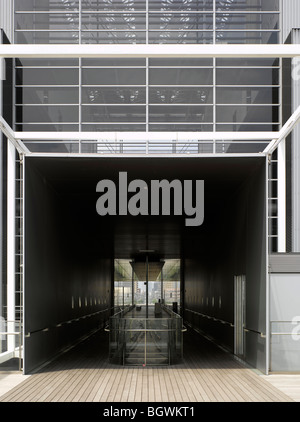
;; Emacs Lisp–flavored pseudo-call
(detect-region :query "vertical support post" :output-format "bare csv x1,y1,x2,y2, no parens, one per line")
161,263,163,304
146,254,148,319
78,0,82,153
0,31,3,351
7,141,15,353
266,156,270,375
131,261,134,307
144,320,146,367
146,0,149,133
213,0,216,153
277,140,286,252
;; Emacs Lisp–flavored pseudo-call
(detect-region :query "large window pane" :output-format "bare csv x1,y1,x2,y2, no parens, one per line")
216,105,279,123
81,13,146,30
216,87,279,104
149,105,213,122
82,87,146,104
81,31,146,44
16,87,79,104
150,87,213,104
15,0,79,11
82,0,146,10
15,13,79,30
16,124,80,132
149,0,214,11
81,124,146,131
16,58,79,67
149,31,213,44
149,124,213,131
16,68,79,85
216,68,279,85
216,58,279,66
216,31,279,44
15,31,79,44
82,58,145,66
149,13,213,30
82,105,146,122
82,68,146,85
216,13,279,30
216,123,279,132
149,68,213,85
16,105,79,123
215,0,279,11
149,58,213,66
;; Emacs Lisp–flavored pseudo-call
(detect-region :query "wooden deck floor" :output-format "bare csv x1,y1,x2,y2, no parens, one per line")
0,329,293,403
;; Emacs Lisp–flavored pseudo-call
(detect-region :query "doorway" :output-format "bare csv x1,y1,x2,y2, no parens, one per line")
113,258,181,316
234,275,246,357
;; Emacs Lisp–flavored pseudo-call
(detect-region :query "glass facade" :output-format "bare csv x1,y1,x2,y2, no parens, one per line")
14,0,280,134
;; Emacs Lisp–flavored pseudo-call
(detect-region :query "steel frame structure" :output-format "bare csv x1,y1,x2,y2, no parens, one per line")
1,42,300,375
1,44,300,59
0,44,299,158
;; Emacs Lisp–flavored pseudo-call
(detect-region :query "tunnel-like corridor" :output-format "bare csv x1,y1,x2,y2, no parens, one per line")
24,157,268,374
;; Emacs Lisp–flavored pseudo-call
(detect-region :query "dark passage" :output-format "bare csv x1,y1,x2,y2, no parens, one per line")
24,157,267,374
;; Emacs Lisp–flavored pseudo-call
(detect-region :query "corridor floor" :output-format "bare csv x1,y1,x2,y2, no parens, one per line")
0,329,293,402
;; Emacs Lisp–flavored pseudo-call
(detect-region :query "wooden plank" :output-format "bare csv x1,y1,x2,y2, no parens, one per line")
127,368,138,402
0,329,295,403
134,368,143,402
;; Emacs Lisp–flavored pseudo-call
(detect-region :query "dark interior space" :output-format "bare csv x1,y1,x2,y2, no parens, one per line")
24,156,267,374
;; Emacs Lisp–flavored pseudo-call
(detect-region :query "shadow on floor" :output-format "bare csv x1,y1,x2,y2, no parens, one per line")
28,327,245,375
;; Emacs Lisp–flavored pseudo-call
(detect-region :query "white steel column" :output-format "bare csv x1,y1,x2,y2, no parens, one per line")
277,140,286,252
7,141,15,352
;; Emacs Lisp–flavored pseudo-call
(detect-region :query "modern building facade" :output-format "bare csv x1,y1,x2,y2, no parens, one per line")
0,0,300,377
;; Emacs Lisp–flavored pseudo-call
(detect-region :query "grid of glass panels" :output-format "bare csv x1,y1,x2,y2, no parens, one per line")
14,0,280,45
14,56,280,133
14,1,281,133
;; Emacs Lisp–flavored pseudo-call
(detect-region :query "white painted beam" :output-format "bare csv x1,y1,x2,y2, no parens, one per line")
16,131,277,142
277,140,286,253
264,105,300,155
0,116,30,155
7,141,15,353
0,44,300,59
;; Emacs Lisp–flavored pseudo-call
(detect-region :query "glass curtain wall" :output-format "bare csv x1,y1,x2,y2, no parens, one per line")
14,0,280,134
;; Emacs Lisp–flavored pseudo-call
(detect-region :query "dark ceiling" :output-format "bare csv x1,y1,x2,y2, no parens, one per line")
26,156,265,259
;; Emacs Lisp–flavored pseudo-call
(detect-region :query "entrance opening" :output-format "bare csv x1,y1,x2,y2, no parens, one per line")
111,258,182,365
23,156,267,374
114,258,180,311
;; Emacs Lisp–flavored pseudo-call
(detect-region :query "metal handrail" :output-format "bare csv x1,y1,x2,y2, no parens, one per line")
25,307,110,337
243,327,266,338
0,329,23,372
185,308,234,327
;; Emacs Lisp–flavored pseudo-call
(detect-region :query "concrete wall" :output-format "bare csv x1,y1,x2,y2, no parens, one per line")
281,0,300,42
270,272,300,371
24,158,112,374
184,159,267,372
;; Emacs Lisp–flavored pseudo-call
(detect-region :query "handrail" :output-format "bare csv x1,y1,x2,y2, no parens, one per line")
161,304,182,319
25,307,110,337
271,332,300,335
243,327,266,338
185,308,234,327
